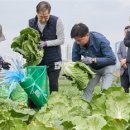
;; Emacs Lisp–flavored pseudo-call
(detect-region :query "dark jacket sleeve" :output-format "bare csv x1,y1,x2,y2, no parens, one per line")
124,30,130,63
96,37,116,66
72,42,81,62
124,30,130,47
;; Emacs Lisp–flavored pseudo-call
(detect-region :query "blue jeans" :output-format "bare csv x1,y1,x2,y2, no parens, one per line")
83,65,116,101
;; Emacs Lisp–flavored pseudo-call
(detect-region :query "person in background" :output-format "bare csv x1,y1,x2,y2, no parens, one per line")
124,26,130,87
28,1,64,108
71,23,116,101
0,24,10,70
117,25,130,93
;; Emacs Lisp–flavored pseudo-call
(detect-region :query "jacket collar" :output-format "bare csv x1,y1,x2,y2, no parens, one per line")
34,15,53,26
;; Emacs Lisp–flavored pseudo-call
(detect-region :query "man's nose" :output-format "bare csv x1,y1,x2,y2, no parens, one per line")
39,16,43,18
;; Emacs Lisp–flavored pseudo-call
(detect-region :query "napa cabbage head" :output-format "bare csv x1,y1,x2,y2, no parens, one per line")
62,62,95,90
11,27,43,67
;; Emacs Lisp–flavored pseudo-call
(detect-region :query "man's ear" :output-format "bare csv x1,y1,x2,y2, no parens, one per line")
86,33,89,36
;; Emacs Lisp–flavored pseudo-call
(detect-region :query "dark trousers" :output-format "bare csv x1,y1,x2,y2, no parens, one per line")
47,69,61,93
121,69,130,93
28,64,61,108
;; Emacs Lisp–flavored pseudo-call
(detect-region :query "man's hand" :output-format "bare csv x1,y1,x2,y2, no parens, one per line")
122,63,127,69
81,56,96,64
2,62,11,70
120,59,126,66
38,41,47,49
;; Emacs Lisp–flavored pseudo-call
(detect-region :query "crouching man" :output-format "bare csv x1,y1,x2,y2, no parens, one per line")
71,23,116,101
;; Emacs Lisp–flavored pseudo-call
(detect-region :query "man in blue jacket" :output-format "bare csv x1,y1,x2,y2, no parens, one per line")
71,23,116,101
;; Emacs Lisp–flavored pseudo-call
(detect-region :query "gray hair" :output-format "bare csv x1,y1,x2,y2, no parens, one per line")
36,1,51,13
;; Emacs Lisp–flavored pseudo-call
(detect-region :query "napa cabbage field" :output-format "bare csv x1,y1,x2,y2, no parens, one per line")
0,78,130,130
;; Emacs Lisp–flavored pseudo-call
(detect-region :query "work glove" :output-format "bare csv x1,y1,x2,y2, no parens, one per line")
38,41,47,49
81,56,96,65
0,56,11,70
2,62,11,70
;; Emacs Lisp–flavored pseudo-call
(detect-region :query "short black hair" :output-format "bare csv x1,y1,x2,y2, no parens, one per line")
124,25,130,30
36,1,51,13
71,23,89,38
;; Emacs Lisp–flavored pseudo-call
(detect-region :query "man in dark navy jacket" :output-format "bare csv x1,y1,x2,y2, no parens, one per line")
28,1,64,108
71,23,116,101
124,26,130,87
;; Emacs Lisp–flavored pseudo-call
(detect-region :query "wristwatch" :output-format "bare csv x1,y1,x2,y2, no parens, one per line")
91,58,96,64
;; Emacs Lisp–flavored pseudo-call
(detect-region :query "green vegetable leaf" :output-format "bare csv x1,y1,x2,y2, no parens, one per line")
11,27,43,67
